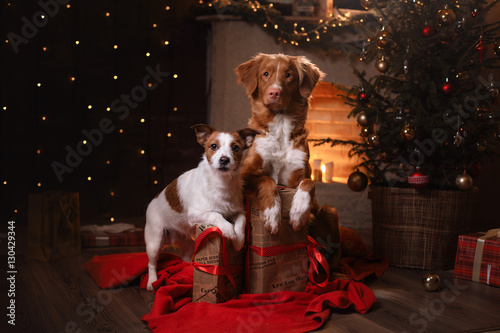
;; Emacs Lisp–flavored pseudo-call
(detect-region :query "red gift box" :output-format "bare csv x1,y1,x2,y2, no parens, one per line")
454,229,500,287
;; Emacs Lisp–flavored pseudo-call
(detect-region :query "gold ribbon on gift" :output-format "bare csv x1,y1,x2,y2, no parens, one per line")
472,228,500,283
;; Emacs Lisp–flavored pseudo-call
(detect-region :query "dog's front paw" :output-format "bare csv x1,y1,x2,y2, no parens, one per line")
219,223,237,241
232,221,246,251
146,275,157,291
289,190,311,231
262,206,280,234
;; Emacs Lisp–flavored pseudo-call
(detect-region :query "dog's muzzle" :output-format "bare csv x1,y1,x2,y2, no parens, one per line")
219,156,230,171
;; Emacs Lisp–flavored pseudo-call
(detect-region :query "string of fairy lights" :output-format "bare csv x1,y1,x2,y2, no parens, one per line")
2,1,179,221
2,0,377,221
2,0,447,220
198,0,380,48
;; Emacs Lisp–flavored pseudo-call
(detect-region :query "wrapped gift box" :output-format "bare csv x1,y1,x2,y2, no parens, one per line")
80,224,145,247
246,187,311,294
454,229,500,287
192,224,244,304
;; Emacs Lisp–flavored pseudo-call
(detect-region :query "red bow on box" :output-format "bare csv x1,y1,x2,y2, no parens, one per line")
193,227,243,289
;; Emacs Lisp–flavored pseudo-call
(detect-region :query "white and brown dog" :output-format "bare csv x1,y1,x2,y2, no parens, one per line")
235,53,325,234
145,124,258,290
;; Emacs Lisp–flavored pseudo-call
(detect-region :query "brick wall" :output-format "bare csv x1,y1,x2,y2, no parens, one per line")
307,82,361,182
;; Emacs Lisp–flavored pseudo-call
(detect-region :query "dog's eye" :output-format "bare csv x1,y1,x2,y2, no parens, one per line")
285,72,291,78
263,72,269,77
210,144,218,150
231,144,240,152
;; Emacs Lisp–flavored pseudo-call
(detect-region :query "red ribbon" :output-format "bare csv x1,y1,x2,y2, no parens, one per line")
248,236,330,287
306,236,330,287
193,227,243,289
244,191,330,289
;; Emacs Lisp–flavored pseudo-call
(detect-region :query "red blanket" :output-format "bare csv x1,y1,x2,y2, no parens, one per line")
85,252,382,332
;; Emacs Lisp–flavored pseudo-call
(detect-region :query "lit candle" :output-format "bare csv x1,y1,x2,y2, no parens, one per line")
325,162,333,182
313,159,322,182
313,159,322,170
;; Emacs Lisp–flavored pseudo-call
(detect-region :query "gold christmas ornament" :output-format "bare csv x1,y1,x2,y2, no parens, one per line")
361,127,371,137
357,112,370,127
376,56,390,73
422,273,441,292
437,6,456,27
348,170,368,192
375,30,392,49
400,124,415,140
455,172,473,191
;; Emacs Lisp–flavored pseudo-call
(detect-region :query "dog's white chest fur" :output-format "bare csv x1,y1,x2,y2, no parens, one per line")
255,114,307,185
178,161,244,218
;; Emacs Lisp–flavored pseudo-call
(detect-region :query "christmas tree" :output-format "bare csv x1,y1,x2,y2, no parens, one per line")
316,0,500,191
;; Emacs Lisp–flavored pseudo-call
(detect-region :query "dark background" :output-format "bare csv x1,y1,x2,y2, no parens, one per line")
1,0,209,224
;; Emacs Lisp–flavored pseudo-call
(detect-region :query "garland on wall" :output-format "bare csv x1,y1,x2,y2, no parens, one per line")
197,0,379,56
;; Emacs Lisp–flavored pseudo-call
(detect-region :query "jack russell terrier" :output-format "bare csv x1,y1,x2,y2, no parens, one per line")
144,124,259,290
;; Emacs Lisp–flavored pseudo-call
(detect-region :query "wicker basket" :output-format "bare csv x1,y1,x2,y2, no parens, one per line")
371,186,477,270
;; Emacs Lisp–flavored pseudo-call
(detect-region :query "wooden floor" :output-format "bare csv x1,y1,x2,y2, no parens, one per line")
3,227,500,333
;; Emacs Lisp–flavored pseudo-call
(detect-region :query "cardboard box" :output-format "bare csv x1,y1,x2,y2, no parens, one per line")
192,224,244,303
247,187,309,294
454,229,500,287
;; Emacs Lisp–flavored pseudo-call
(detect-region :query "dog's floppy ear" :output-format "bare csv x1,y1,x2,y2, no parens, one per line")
295,56,325,99
235,54,264,97
191,124,216,146
237,128,260,149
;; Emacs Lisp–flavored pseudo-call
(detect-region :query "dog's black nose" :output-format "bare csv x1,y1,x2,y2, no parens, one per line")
219,156,230,166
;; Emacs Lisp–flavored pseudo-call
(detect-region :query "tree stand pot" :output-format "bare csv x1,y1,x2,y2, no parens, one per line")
370,186,478,270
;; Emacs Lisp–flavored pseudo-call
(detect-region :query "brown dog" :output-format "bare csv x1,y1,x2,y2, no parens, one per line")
235,53,340,269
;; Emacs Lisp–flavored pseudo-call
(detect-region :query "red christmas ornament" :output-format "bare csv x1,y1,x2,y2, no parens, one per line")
441,81,454,95
421,25,436,38
408,168,429,190
358,91,370,103
476,39,487,62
